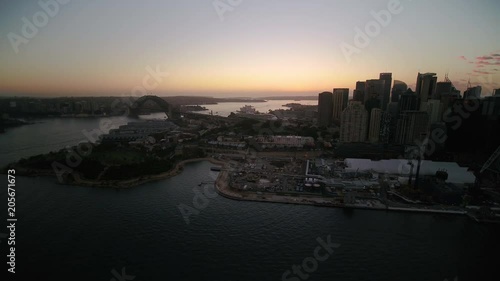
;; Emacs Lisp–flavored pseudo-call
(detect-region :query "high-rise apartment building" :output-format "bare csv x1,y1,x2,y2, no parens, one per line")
368,108,382,143
364,79,385,106
395,111,430,145
379,73,392,110
332,88,349,121
425,100,442,124
340,101,368,143
415,73,437,109
399,90,418,111
435,81,452,100
464,86,482,99
318,92,333,127
353,81,366,103
391,80,407,102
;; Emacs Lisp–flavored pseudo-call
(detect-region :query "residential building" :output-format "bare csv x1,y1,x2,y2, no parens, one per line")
318,92,333,127
395,111,429,144
368,108,382,143
332,88,349,121
340,101,368,143
379,73,392,110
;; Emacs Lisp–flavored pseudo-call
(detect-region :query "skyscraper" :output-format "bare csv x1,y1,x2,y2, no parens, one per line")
340,101,368,143
425,100,441,124
482,95,500,119
379,73,392,110
318,92,333,127
395,111,429,145
364,79,385,114
391,80,408,102
332,88,349,121
380,111,394,144
435,81,452,100
415,72,437,109
368,108,382,143
464,86,482,99
353,81,366,103
439,82,461,112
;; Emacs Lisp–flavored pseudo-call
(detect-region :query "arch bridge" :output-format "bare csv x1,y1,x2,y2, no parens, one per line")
128,95,179,119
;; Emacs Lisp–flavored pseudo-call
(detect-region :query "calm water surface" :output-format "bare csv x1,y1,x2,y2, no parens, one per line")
194,99,317,117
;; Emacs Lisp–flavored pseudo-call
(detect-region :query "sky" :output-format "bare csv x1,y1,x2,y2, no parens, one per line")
0,0,499,97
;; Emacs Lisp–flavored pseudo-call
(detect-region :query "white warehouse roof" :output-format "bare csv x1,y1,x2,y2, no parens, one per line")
344,158,476,184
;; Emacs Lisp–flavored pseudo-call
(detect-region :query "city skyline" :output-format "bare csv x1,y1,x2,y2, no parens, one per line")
1,2,500,280
1,0,499,97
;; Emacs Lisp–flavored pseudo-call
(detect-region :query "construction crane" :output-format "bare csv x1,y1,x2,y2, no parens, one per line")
480,145,500,174
406,142,425,189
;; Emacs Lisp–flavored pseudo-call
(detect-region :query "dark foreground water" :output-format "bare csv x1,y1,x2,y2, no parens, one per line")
1,161,499,281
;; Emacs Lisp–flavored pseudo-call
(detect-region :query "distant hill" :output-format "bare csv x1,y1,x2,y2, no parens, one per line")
161,96,266,105
261,96,317,100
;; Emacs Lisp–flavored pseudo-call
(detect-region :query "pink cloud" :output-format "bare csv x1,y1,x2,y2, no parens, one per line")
458,56,467,60
477,56,494,60
473,69,493,75
476,60,500,66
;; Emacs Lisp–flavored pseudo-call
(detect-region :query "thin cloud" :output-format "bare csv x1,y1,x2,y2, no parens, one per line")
458,55,467,61
473,69,493,75
477,56,494,60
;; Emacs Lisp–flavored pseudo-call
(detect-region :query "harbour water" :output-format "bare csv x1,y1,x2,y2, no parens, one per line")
193,99,317,117
1,102,499,281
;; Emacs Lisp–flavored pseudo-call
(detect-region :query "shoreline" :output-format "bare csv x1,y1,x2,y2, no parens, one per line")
7,159,473,217
8,158,478,218
7,158,226,189
71,157,227,188
213,169,468,216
